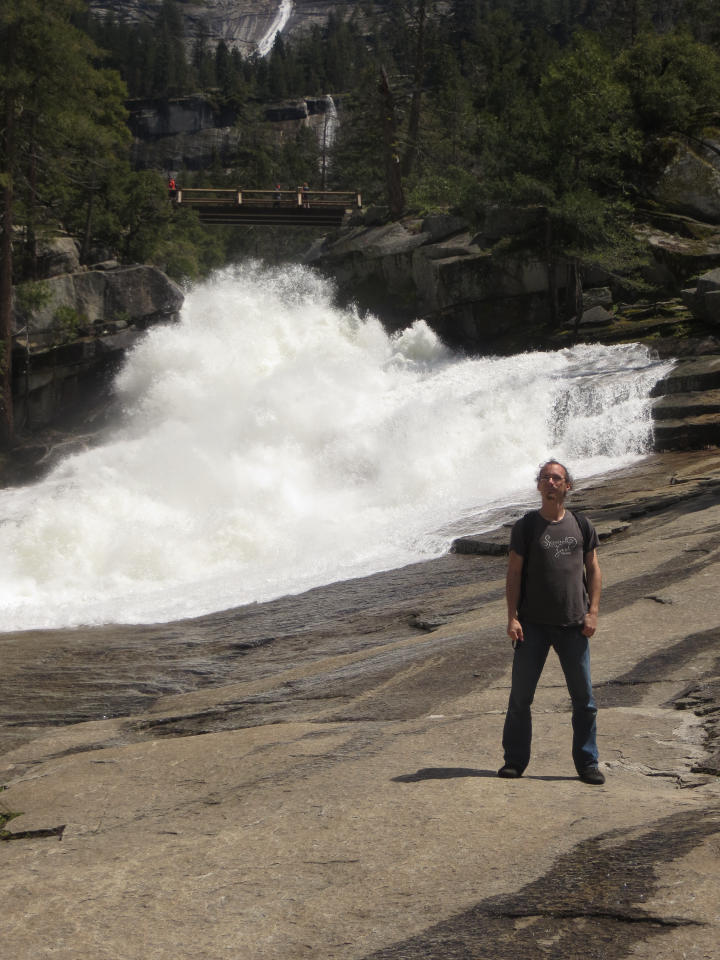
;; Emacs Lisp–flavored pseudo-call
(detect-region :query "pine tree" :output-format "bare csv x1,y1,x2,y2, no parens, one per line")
0,0,129,446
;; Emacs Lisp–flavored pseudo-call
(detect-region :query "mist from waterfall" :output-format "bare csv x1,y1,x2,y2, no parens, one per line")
0,262,674,632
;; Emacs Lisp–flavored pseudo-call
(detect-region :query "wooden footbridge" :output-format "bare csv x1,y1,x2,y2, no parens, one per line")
170,187,362,227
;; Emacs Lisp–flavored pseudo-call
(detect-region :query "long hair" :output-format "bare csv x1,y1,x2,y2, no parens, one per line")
536,459,574,486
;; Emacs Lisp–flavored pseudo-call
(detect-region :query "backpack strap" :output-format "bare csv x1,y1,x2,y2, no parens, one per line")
569,510,594,554
516,509,593,554
516,510,535,557
514,509,593,609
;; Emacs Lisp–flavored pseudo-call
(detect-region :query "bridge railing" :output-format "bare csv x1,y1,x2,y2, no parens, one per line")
173,188,362,208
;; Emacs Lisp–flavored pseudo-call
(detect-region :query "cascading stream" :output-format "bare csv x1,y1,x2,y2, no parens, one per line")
318,95,338,176
0,263,674,632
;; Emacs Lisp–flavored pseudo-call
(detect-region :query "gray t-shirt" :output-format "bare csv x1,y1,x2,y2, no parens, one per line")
510,510,599,626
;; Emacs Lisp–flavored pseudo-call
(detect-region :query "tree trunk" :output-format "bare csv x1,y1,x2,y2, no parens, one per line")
545,213,559,324
24,114,38,280
401,0,426,179
81,184,96,265
0,94,15,449
379,67,405,218
572,258,584,342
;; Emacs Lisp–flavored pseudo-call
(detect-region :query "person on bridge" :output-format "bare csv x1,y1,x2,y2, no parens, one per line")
499,459,604,785
302,182,310,208
274,184,282,207
168,177,177,197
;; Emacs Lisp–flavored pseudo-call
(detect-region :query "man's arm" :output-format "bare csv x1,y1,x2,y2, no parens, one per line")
506,549,524,645
583,549,602,637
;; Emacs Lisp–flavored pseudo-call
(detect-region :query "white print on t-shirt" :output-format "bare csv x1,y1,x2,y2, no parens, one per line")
541,533,578,558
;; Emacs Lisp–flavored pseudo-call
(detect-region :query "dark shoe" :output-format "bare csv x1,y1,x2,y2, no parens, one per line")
498,764,522,779
579,765,605,785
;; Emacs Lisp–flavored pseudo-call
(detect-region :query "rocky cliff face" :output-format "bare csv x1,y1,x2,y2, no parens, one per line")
129,94,339,171
306,201,720,352
651,136,720,223
89,1,357,55
11,243,184,436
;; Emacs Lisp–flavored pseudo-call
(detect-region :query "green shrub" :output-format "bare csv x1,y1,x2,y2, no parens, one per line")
53,305,88,343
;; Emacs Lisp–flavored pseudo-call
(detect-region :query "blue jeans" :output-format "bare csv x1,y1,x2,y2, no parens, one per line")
502,620,598,773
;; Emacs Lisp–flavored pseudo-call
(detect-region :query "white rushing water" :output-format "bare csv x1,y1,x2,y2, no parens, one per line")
0,263,674,632
318,95,339,175
256,0,293,57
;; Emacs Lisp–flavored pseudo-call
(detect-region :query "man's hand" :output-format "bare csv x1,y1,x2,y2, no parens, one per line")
582,611,598,637
507,617,524,646
506,550,524,648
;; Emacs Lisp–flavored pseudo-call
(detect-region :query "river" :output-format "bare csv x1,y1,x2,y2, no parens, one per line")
0,262,674,633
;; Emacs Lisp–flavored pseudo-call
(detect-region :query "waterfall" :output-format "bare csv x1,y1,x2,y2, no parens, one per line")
256,0,294,58
319,95,339,180
0,263,674,632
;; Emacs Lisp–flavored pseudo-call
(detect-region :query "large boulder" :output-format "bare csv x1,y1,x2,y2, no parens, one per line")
12,264,184,432
13,264,184,341
307,214,554,346
652,138,720,223
681,267,720,325
34,236,81,278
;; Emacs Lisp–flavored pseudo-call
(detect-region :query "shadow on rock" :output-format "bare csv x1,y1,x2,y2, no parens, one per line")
361,808,718,960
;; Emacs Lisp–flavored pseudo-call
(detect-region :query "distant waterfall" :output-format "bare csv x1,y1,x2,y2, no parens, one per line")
319,95,339,182
256,0,293,57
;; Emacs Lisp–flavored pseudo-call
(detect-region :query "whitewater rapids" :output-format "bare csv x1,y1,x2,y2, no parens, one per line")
0,263,674,632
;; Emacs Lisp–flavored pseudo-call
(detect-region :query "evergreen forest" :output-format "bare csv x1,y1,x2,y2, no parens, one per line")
3,1,720,281
3,0,720,367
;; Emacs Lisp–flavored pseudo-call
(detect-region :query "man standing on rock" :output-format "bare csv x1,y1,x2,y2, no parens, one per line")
499,459,605,785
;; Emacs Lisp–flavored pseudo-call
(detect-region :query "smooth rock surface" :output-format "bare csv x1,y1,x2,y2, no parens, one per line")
653,139,720,222
12,265,184,339
88,0,357,54
1,449,720,959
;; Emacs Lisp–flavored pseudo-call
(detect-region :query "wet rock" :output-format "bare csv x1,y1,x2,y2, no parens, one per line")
651,355,720,395
652,389,720,419
451,531,510,556
650,356,720,450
